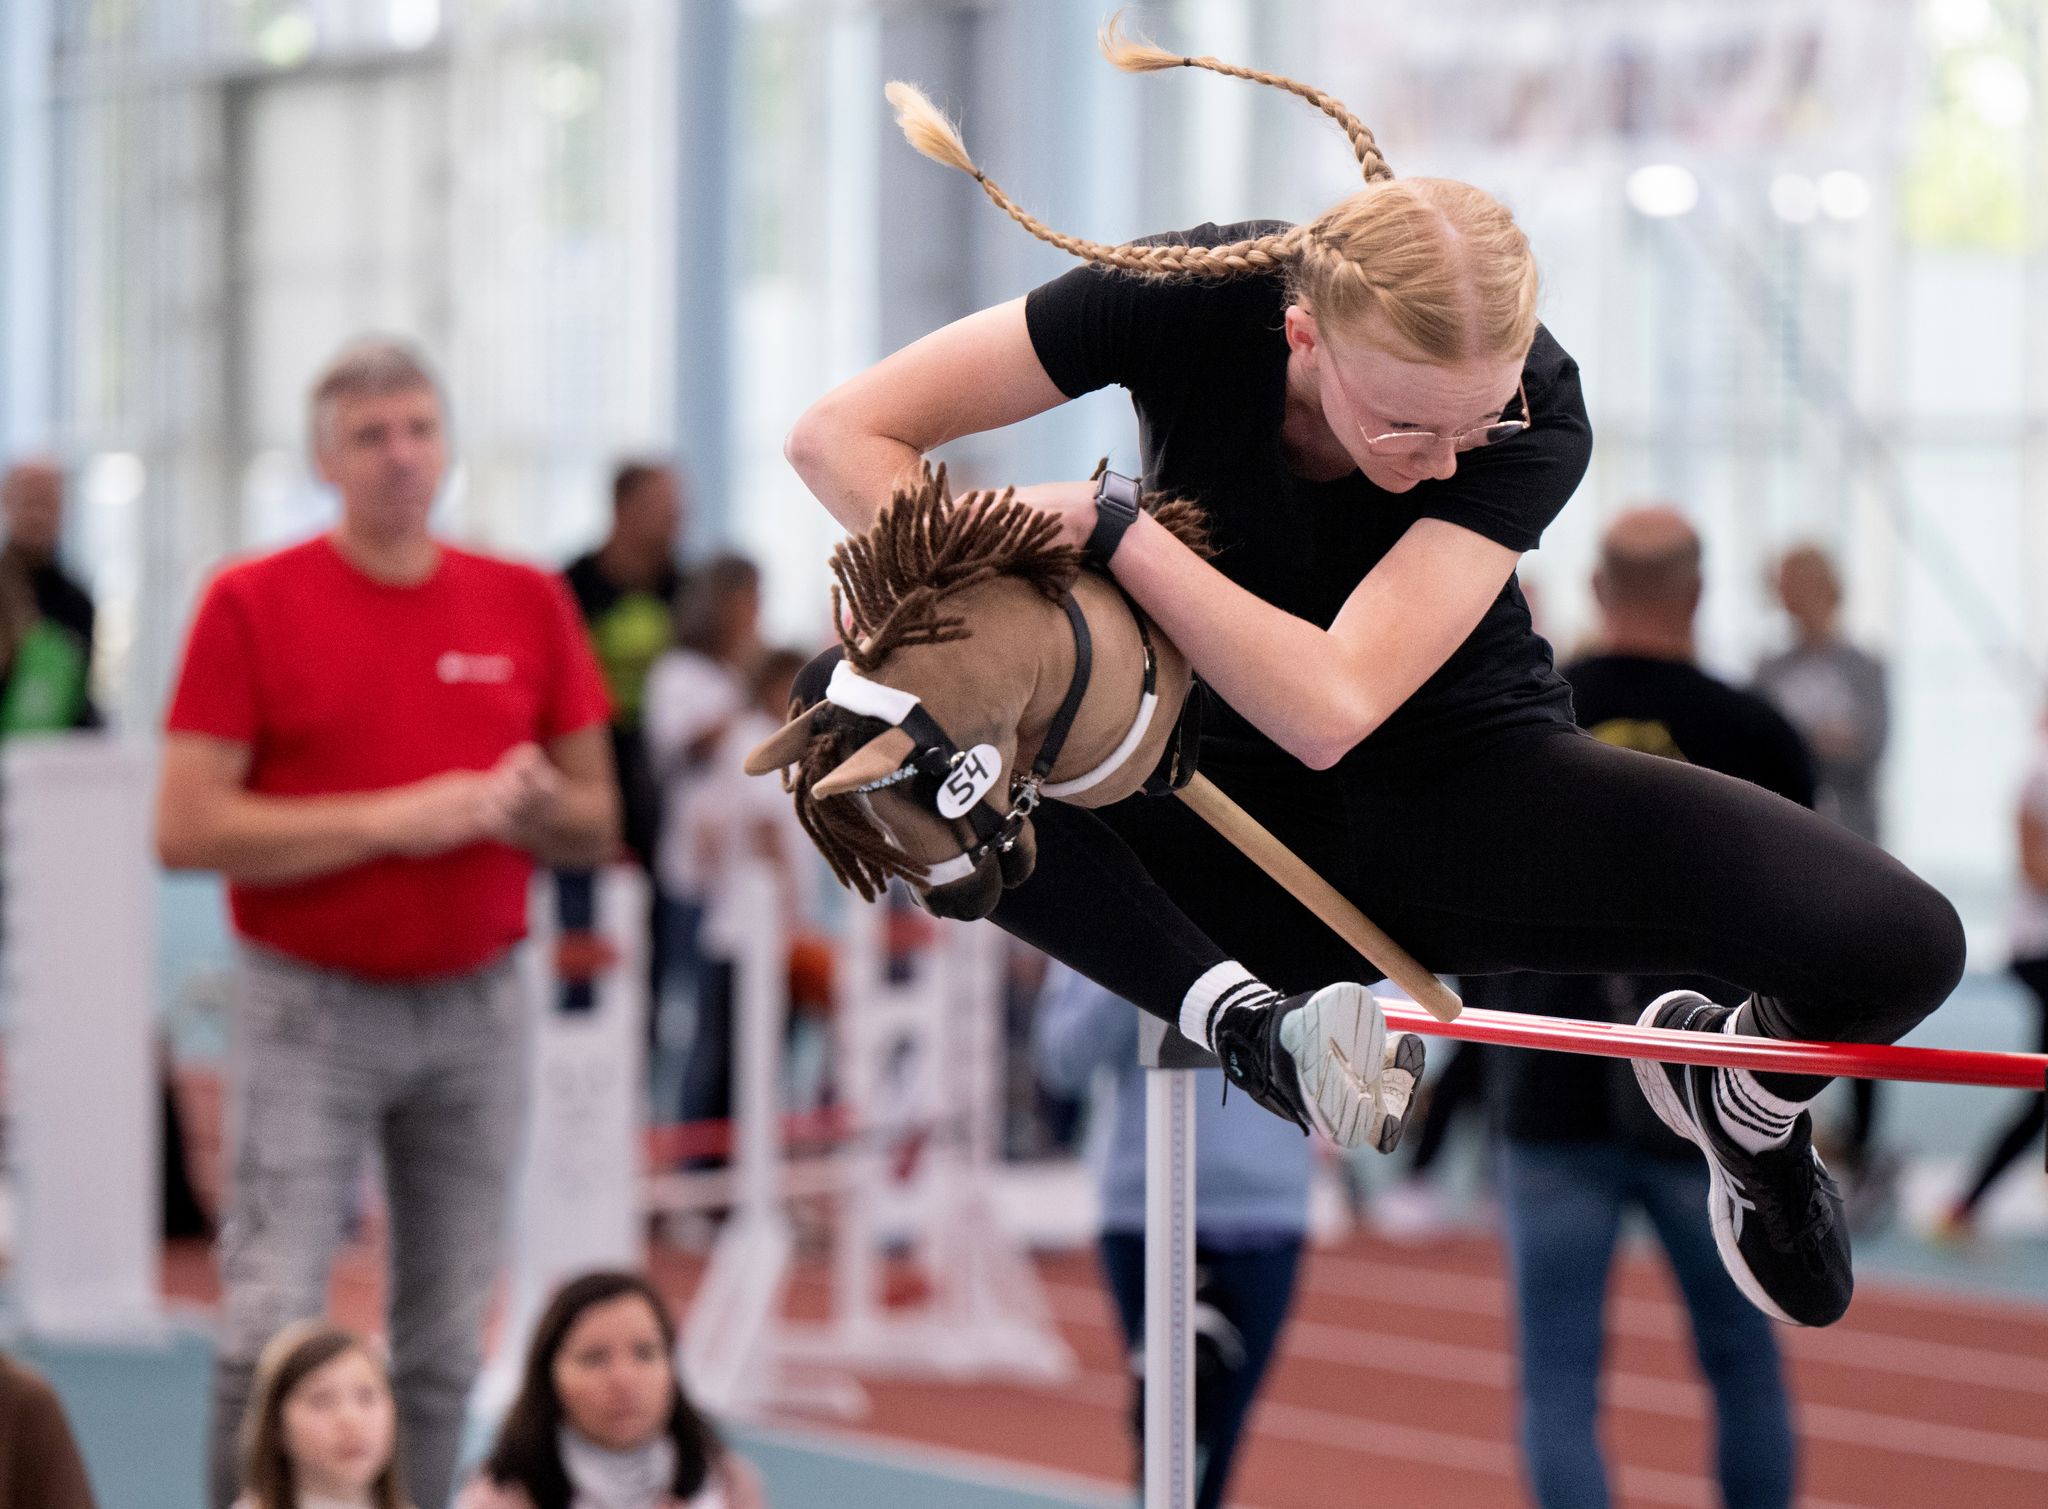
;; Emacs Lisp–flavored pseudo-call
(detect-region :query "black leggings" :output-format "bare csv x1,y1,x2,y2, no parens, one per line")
994,722,1966,1100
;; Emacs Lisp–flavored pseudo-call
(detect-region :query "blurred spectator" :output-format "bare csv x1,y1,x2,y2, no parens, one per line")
1754,543,1894,1214
686,648,819,957
460,1271,764,1509
1034,964,1308,1509
0,458,96,732
0,1351,97,1509
683,648,833,1117
233,1323,410,1509
643,557,763,1137
1491,509,1804,1509
156,337,617,1509
563,462,687,872
1940,709,2048,1239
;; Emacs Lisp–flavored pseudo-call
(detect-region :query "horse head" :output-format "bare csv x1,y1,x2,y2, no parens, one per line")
747,464,1203,920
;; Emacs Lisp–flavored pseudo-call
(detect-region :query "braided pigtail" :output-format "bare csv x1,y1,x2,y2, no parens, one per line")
1097,11,1394,185
883,80,1300,280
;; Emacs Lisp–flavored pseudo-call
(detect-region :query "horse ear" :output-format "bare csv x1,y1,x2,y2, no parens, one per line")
743,710,818,775
809,727,918,800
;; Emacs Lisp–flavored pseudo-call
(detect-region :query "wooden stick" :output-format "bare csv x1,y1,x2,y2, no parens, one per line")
1175,773,1463,1023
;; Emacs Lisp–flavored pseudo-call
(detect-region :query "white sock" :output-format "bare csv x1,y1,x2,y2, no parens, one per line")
1713,1006,1808,1154
1179,962,1277,1051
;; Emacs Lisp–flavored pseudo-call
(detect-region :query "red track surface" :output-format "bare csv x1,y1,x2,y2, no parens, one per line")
163,1226,2048,1509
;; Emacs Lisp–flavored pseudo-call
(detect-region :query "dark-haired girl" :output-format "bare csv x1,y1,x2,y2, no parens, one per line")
460,1272,763,1509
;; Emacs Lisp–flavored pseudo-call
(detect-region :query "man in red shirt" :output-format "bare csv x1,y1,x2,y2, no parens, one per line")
157,338,617,1509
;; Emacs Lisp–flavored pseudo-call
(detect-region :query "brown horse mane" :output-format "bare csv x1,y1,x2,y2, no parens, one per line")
793,462,1210,900
831,462,1211,671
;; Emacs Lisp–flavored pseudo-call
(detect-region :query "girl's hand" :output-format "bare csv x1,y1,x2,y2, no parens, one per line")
1008,480,1100,553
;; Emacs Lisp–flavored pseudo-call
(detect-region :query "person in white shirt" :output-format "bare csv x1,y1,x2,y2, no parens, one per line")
641,557,762,1137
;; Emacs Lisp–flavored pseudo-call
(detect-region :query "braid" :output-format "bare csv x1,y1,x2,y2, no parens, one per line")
884,80,1302,281
1098,11,1393,184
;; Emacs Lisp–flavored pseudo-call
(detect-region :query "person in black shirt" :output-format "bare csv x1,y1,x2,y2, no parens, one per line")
784,30,1963,1327
1483,508,1802,1509
0,459,97,730
563,461,687,869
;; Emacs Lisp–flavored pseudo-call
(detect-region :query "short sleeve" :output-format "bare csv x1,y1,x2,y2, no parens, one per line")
536,572,612,741
1023,222,1277,401
164,573,262,744
1411,325,1593,554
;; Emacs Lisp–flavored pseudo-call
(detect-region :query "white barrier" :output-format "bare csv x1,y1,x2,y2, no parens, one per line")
1138,1016,1202,1509
3,735,163,1340
476,865,648,1416
682,878,1073,1416
681,861,862,1418
776,894,1073,1386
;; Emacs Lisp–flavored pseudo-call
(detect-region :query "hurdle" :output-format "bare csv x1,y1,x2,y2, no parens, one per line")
681,874,1074,1417
1133,990,2048,1509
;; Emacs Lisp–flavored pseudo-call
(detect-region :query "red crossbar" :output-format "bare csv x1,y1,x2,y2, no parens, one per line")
1379,999,2048,1090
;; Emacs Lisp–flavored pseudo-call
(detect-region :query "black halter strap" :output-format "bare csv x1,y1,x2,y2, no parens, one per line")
1031,594,1094,783
866,593,1095,870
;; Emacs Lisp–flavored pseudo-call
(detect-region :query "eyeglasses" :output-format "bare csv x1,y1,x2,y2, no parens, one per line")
1329,357,1532,459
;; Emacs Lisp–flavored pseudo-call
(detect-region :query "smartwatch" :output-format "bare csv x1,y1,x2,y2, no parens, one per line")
1086,470,1143,567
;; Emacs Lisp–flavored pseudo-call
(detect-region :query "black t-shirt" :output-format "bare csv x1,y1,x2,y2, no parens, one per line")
1024,221,1592,770
562,551,682,730
1487,653,1816,1151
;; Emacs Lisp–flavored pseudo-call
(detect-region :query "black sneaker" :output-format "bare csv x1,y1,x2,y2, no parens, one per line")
1631,990,1853,1326
1209,983,1425,1153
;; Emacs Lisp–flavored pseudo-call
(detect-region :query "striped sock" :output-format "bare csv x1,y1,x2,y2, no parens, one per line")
1713,1006,1808,1154
1180,962,1279,1051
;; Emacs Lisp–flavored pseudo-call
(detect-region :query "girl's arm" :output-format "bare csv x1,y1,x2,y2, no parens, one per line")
1109,507,1518,769
784,298,1073,531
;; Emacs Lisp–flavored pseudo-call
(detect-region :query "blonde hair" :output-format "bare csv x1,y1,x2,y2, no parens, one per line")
885,12,1538,364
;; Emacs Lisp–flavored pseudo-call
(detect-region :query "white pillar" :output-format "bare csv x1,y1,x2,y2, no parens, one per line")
5,737,162,1340
1138,1013,1205,1509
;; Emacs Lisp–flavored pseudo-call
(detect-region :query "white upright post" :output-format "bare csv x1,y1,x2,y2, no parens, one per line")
1140,1016,1201,1509
681,862,860,1418
4,737,162,1341
477,865,648,1416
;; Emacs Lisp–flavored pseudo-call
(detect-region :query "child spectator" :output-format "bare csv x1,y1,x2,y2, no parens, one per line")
232,1323,410,1509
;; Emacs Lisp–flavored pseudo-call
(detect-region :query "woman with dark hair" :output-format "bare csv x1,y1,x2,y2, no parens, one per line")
232,1322,410,1509
459,1272,763,1509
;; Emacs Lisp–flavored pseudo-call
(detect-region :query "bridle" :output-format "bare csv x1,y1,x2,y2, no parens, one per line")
821,587,1160,887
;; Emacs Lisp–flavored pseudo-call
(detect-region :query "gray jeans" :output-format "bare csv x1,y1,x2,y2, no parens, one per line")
207,947,529,1509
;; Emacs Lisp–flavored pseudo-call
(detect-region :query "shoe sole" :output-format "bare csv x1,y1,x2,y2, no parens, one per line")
1278,983,1397,1151
1373,1032,1428,1155
1630,992,1799,1326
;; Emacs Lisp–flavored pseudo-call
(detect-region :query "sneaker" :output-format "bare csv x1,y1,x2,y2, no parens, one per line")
1210,983,1425,1153
1631,990,1853,1327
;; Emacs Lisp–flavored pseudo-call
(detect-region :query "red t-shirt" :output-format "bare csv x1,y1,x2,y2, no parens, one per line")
165,536,611,979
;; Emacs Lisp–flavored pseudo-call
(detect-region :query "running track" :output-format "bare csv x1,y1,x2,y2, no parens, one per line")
165,1228,2048,1508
